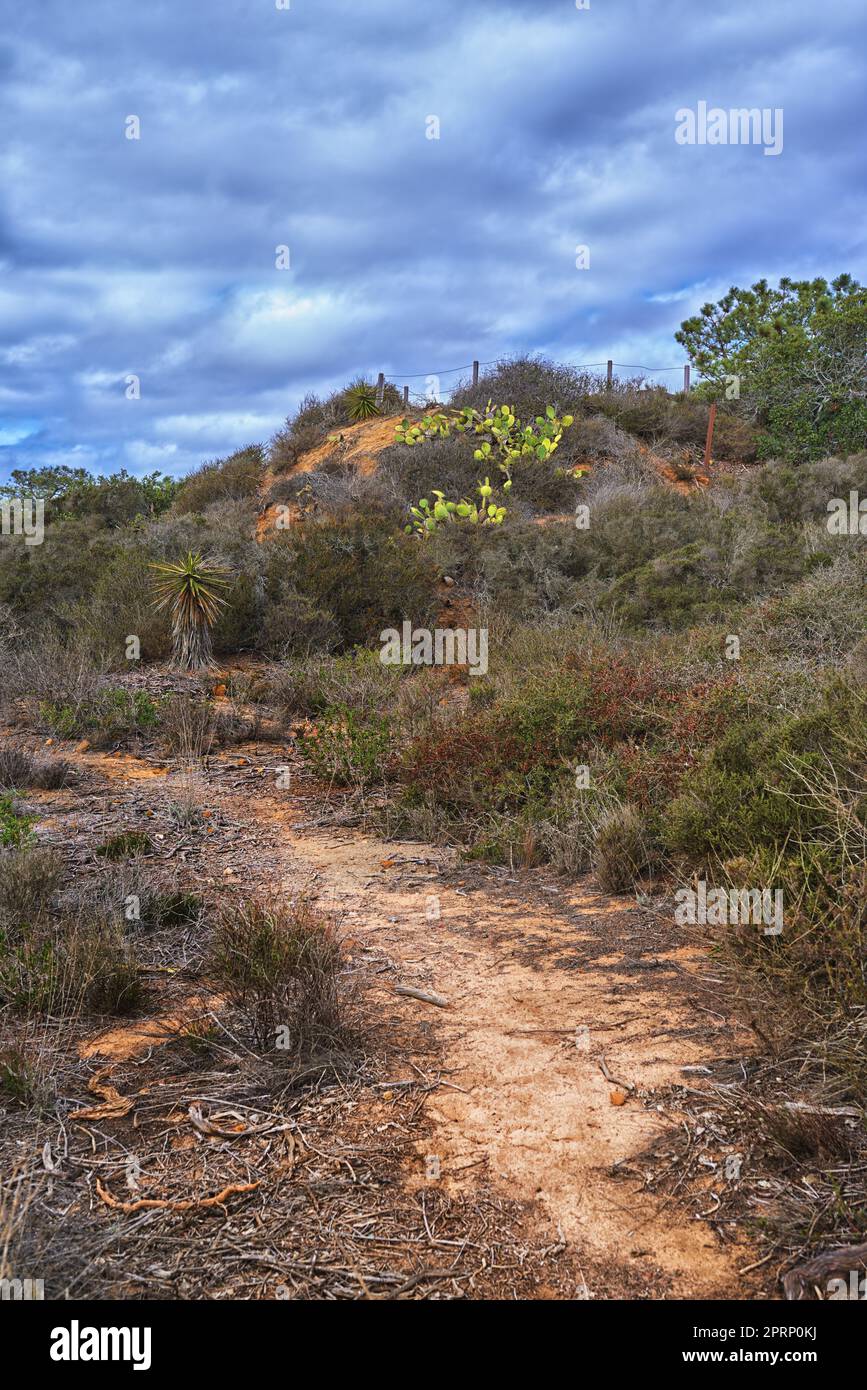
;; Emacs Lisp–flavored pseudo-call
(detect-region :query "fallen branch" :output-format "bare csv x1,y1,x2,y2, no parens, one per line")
394,985,450,1009
71,1067,136,1121
95,1178,260,1214
780,1100,862,1119
187,1104,296,1145
598,1055,635,1093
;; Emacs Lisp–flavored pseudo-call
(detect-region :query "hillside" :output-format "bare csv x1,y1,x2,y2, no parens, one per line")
0,358,865,1303
255,408,715,541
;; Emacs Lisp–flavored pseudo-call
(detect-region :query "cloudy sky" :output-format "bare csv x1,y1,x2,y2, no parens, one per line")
1,0,864,482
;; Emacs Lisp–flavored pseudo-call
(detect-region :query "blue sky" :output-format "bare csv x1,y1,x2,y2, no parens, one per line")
1,0,865,482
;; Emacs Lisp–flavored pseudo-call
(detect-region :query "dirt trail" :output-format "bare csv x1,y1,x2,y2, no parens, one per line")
234,787,752,1299
54,744,753,1297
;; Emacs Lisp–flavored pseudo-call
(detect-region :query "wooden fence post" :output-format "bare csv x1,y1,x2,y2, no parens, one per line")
375,372,385,407
403,385,409,408
683,365,691,393
606,360,613,389
472,360,479,387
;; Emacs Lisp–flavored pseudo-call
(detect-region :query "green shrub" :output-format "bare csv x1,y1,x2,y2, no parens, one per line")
429,518,588,622
741,453,867,526
603,543,737,629
116,867,204,932
535,774,625,876
79,931,144,1014
263,515,438,654
662,679,867,887
173,445,265,515
38,689,160,745
0,796,37,849
424,479,826,633
212,572,262,653
140,890,202,930
0,929,57,1013
740,550,867,663
396,654,676,850
260,591,340,659
264,649,405,723
298,706,391,788
593,804,656,892
0,516,114,625
759,396,867,462
0,911,143,1017
591,388,758,462
0,847,63,931
95,831,153,861
76,544,172,662
0,1042,45,1108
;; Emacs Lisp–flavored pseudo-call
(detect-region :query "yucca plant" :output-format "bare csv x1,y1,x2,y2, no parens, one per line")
150,551,229,670
343,380,381,421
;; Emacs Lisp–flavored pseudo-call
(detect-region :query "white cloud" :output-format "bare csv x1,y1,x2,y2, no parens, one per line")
152,413,279,445
124,440,181,468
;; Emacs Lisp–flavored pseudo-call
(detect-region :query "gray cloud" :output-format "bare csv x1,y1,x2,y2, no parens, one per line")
1,0,865,479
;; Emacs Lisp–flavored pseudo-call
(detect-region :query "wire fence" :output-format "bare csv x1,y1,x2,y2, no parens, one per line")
371,357,692,406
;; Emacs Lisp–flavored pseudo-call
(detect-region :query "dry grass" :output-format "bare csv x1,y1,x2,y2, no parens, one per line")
209,897,351,1055
0,847,65,929
593,804,656,892
0,631,108,722
160,693,216,761
0,746,73,791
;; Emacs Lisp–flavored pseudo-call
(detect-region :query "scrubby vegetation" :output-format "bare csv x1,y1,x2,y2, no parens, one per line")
0,847,143,1018
1,337,865,1289
209,898,350,1055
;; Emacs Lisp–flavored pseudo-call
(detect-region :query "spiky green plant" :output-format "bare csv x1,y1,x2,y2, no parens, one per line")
150,551,229,670
344,380,381,421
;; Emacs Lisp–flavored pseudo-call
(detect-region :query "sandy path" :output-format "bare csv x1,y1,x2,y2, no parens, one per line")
234,788,752,1299
55,744,753,1297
